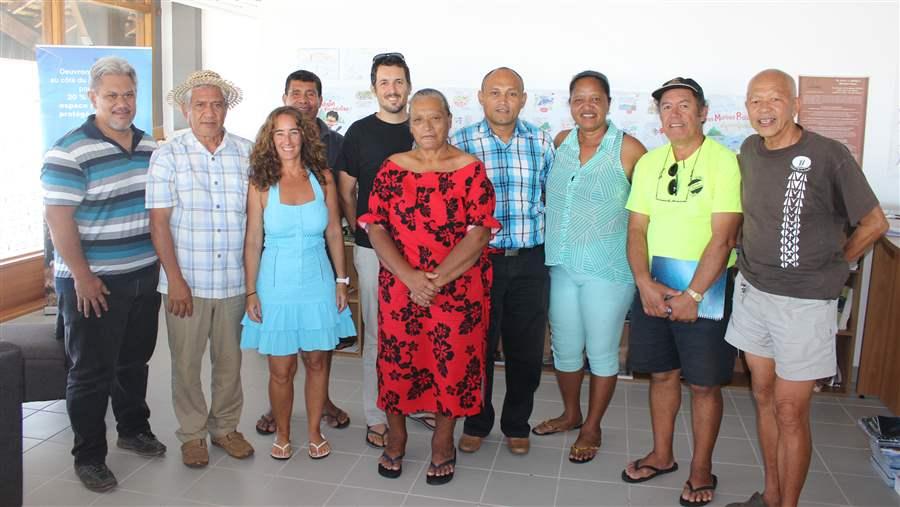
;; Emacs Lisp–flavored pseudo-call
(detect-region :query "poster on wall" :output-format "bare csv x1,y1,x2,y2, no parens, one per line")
798,76,869,165
35,45,153,152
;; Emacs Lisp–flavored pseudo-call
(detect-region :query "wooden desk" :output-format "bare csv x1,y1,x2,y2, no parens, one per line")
857,236,900,414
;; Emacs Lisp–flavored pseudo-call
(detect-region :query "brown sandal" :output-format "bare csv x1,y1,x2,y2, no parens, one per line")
531,418,583,436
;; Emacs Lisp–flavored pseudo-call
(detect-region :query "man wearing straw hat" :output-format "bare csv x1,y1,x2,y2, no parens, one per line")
147,70,254,468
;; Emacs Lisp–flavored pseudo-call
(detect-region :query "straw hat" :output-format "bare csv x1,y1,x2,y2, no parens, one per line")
167,70,243,108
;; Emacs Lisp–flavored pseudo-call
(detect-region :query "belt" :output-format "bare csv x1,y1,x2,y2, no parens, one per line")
488,245,541,257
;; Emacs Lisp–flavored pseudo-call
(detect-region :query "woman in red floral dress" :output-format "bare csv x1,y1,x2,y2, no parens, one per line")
358,89,499,485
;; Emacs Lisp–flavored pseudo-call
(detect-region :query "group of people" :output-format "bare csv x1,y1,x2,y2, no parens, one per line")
41,51,888,507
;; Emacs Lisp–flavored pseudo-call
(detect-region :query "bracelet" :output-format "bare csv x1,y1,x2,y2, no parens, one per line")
246,291,257,297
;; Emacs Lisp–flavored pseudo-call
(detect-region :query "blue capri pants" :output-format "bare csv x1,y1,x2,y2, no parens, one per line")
548,265,635,376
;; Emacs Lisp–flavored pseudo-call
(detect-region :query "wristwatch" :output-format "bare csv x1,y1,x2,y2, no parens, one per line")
335,277,350,285
686,287,704,303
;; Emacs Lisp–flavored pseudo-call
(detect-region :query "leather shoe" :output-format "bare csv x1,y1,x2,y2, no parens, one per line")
212,431,254,459
181,439,209,468
506,437,530,455
458,433,482,453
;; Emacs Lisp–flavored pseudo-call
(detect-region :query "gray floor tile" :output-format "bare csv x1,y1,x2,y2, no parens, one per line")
705,463,765,496
24,479,99,506
492,443,562,476
23,441,75,477
118,456,210,498
312,424,368,456
22,408,36,419
279,450,360,483
712,437,759,466
798,471,849,505
555,477,628,506
22,410,71,439
43,399,68,414
23,474,53,496
408,465,489,503
210,438,289,476
628,484,685,506
811,422,870,449
481,471,557,506
181,467,274,505
816,445,878,476
325,485,406,506
526,425,569,449
833,472,900,506
92,488,196,506
718,415,750,439
343,455,426,493
598,404,627,430
23,400,56,410
22,437,42,452
530,399,567,424
403,494,479,506
558,450,629,482
810,403,855,425
839,396,889,408
455,440,500,470
256,476,337,506
842,403,894,421
732,396,758,418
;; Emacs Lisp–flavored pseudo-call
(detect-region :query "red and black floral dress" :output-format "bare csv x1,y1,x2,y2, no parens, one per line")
358,159,500,417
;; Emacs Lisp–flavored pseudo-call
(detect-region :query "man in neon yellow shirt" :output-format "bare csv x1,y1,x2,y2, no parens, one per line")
621,77,743,507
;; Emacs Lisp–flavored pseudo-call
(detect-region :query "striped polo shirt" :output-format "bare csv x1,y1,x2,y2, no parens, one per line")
41,114,159,278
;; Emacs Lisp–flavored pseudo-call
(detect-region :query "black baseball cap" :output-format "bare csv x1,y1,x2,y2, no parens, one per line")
652,77,705,103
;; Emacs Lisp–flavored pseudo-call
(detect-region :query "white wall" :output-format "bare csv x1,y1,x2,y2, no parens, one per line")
198,0,899,208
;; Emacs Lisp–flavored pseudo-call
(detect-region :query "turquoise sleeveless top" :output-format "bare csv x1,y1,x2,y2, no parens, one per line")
545,121,633,285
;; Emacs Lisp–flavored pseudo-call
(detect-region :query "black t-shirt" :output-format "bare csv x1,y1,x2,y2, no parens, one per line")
335,113,413,247
316,117,344,169
737,128,880,299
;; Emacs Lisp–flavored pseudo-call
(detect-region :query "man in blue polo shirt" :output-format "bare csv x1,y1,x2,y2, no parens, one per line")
42,56,165,492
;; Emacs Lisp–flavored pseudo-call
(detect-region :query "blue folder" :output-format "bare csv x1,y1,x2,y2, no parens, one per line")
650,256,726,321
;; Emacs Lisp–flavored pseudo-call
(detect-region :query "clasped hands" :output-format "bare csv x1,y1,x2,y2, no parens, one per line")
637,279,698,323
404,270,442,307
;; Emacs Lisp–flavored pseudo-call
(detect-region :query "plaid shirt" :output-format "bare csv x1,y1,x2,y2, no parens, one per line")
146,130,252,299
451,119,555,249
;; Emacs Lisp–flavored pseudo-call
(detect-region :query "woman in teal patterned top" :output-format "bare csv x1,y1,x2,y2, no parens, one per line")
534,71,647,464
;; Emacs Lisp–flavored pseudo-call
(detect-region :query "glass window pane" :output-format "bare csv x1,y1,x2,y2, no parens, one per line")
0,0,44,60
64,1,144,47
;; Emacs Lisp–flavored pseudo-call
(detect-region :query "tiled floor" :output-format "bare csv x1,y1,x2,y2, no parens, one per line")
17,311,900,506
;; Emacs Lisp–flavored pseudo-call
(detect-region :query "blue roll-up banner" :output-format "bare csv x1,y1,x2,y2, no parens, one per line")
36,45,152,152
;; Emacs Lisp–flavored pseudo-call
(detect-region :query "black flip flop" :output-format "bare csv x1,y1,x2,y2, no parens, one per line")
425,450,457,485
255,412,276,435
365,426,388,449
409,413,437,431
679,475,718,507
323,408,351,429
620,459,679,483
377,451,404,479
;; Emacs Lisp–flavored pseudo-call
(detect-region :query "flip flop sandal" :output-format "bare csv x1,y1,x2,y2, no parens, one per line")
409,413,436,431
377,451,404,478
679,475,718,507
531,419,584,436
270,440,292,460
308,434,331,460
620,459,679,483
365,426,388,449
255,412,276,435
425,450,457,485
323,408,351,429
568,444,600,464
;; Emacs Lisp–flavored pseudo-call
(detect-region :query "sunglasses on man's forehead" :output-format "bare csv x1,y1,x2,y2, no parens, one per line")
372,52,405,63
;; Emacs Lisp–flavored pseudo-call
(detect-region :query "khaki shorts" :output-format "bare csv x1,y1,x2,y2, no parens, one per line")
724,271,838,381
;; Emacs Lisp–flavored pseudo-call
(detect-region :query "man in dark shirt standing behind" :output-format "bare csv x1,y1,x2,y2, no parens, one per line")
336,53,413,449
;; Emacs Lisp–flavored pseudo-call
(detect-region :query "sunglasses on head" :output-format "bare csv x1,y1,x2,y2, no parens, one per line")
372,52,405,63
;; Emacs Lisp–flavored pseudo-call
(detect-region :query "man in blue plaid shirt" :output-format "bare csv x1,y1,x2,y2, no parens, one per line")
451,67,555,456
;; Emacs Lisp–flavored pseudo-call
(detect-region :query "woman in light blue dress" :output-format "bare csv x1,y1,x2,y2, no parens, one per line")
241,106,355,461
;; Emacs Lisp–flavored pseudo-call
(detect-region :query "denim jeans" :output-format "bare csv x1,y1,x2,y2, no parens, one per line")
57,265,160,465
